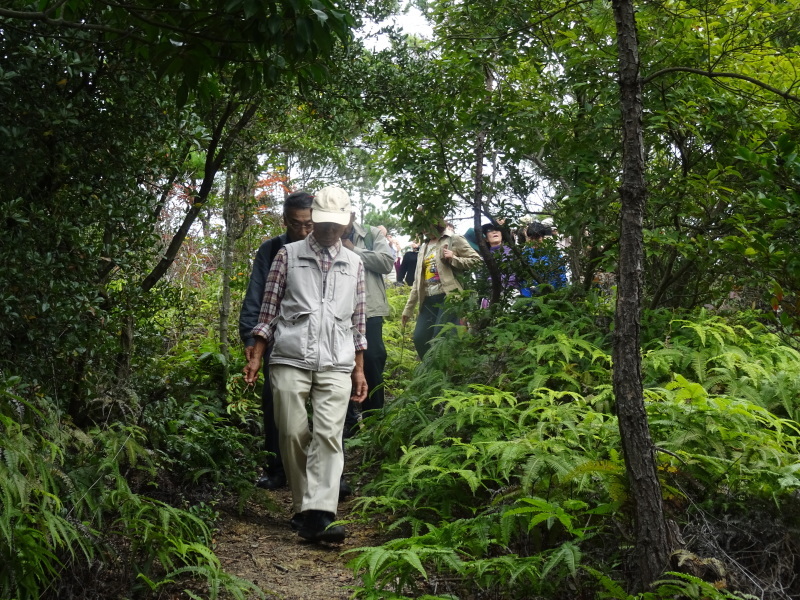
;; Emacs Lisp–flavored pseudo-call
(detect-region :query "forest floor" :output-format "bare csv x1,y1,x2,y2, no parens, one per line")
212,455,385,600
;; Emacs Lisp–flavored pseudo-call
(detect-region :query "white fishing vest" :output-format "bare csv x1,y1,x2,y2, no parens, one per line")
269,239,362,372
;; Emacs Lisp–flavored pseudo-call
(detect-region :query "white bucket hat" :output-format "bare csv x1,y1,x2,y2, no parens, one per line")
312,186,352,225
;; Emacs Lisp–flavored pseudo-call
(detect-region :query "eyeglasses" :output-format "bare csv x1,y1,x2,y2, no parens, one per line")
288,221,313,231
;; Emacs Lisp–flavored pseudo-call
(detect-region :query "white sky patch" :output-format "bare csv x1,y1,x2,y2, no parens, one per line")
393,9,433,38
358,5,433,51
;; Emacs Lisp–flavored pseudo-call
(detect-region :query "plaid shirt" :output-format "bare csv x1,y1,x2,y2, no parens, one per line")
252,235,367,352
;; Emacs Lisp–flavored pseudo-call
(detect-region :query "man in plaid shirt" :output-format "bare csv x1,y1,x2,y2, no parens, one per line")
244,186,367,544
239,191,314,492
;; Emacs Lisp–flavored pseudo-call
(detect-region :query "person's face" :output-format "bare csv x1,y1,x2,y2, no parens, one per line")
526,233,544,246
284,208,313,242
486,230,502,247
426,219,447,239
312,221,347,247
343,212,356,236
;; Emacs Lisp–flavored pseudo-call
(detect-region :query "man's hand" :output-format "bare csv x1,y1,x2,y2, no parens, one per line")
401,314,410,327
442,245,454,262
244,339,266,384
350,369,367,403
341,238,355,250
244,356,261,384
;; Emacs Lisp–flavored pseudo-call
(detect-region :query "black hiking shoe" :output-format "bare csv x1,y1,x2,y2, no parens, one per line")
290,512,305,531
256,471,287,490
298,510,345,544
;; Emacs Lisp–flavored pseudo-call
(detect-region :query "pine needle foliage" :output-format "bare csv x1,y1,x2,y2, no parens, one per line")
349,292,800,599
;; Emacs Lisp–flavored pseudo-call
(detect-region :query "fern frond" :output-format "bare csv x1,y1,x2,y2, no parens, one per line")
541,541,581,578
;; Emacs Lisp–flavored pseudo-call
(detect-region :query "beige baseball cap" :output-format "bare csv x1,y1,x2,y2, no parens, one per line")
311,186,351,225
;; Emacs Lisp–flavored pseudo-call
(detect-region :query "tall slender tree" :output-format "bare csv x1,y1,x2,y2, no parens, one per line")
611,0,672,589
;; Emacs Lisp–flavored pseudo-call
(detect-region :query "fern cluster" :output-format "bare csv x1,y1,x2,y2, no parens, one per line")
348,292,800,599
0,375,263,599
643,310,800,422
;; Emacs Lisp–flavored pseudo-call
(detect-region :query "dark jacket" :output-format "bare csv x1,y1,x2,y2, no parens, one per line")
239,233,288,348
398,250,418,286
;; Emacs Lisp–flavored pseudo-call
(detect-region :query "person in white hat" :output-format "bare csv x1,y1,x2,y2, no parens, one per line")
244,185,368,544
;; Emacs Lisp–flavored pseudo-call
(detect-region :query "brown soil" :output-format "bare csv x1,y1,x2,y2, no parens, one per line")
213,478,383,599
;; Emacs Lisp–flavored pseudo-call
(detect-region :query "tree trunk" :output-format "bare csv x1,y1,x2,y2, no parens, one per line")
611,0,672,591
472,64,503,306
219,171,234,381
141,100,258,292
220,165,256,385
114,312,134,385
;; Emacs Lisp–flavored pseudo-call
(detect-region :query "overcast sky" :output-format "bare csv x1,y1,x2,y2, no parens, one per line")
359,6,433,51
355,6,488,242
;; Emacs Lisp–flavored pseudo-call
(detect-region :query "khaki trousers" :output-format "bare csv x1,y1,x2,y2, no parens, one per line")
270,364,351,514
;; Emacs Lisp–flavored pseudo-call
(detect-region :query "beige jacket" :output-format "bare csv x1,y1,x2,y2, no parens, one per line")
402,233,481,318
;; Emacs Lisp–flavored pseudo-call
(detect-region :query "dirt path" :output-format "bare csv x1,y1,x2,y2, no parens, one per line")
213,482,378,599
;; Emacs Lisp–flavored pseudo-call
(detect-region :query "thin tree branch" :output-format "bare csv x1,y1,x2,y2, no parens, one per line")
0,7,144,40
654,446,689,466
109,2,250,45
642,67,800,103
43,0,70,18
523,151,574,196
140,100,259,292
444,0,594,43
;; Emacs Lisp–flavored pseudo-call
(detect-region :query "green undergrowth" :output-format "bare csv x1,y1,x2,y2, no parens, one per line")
0,329,268,599
348,290,800,599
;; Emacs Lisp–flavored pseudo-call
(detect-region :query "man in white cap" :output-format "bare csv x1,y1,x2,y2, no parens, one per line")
244,185,368,544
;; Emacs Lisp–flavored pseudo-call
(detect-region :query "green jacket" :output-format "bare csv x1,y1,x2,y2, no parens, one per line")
402,233,481,319
350,222,394,318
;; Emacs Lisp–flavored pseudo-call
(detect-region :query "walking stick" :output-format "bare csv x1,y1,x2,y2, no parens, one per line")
399,319,406,370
